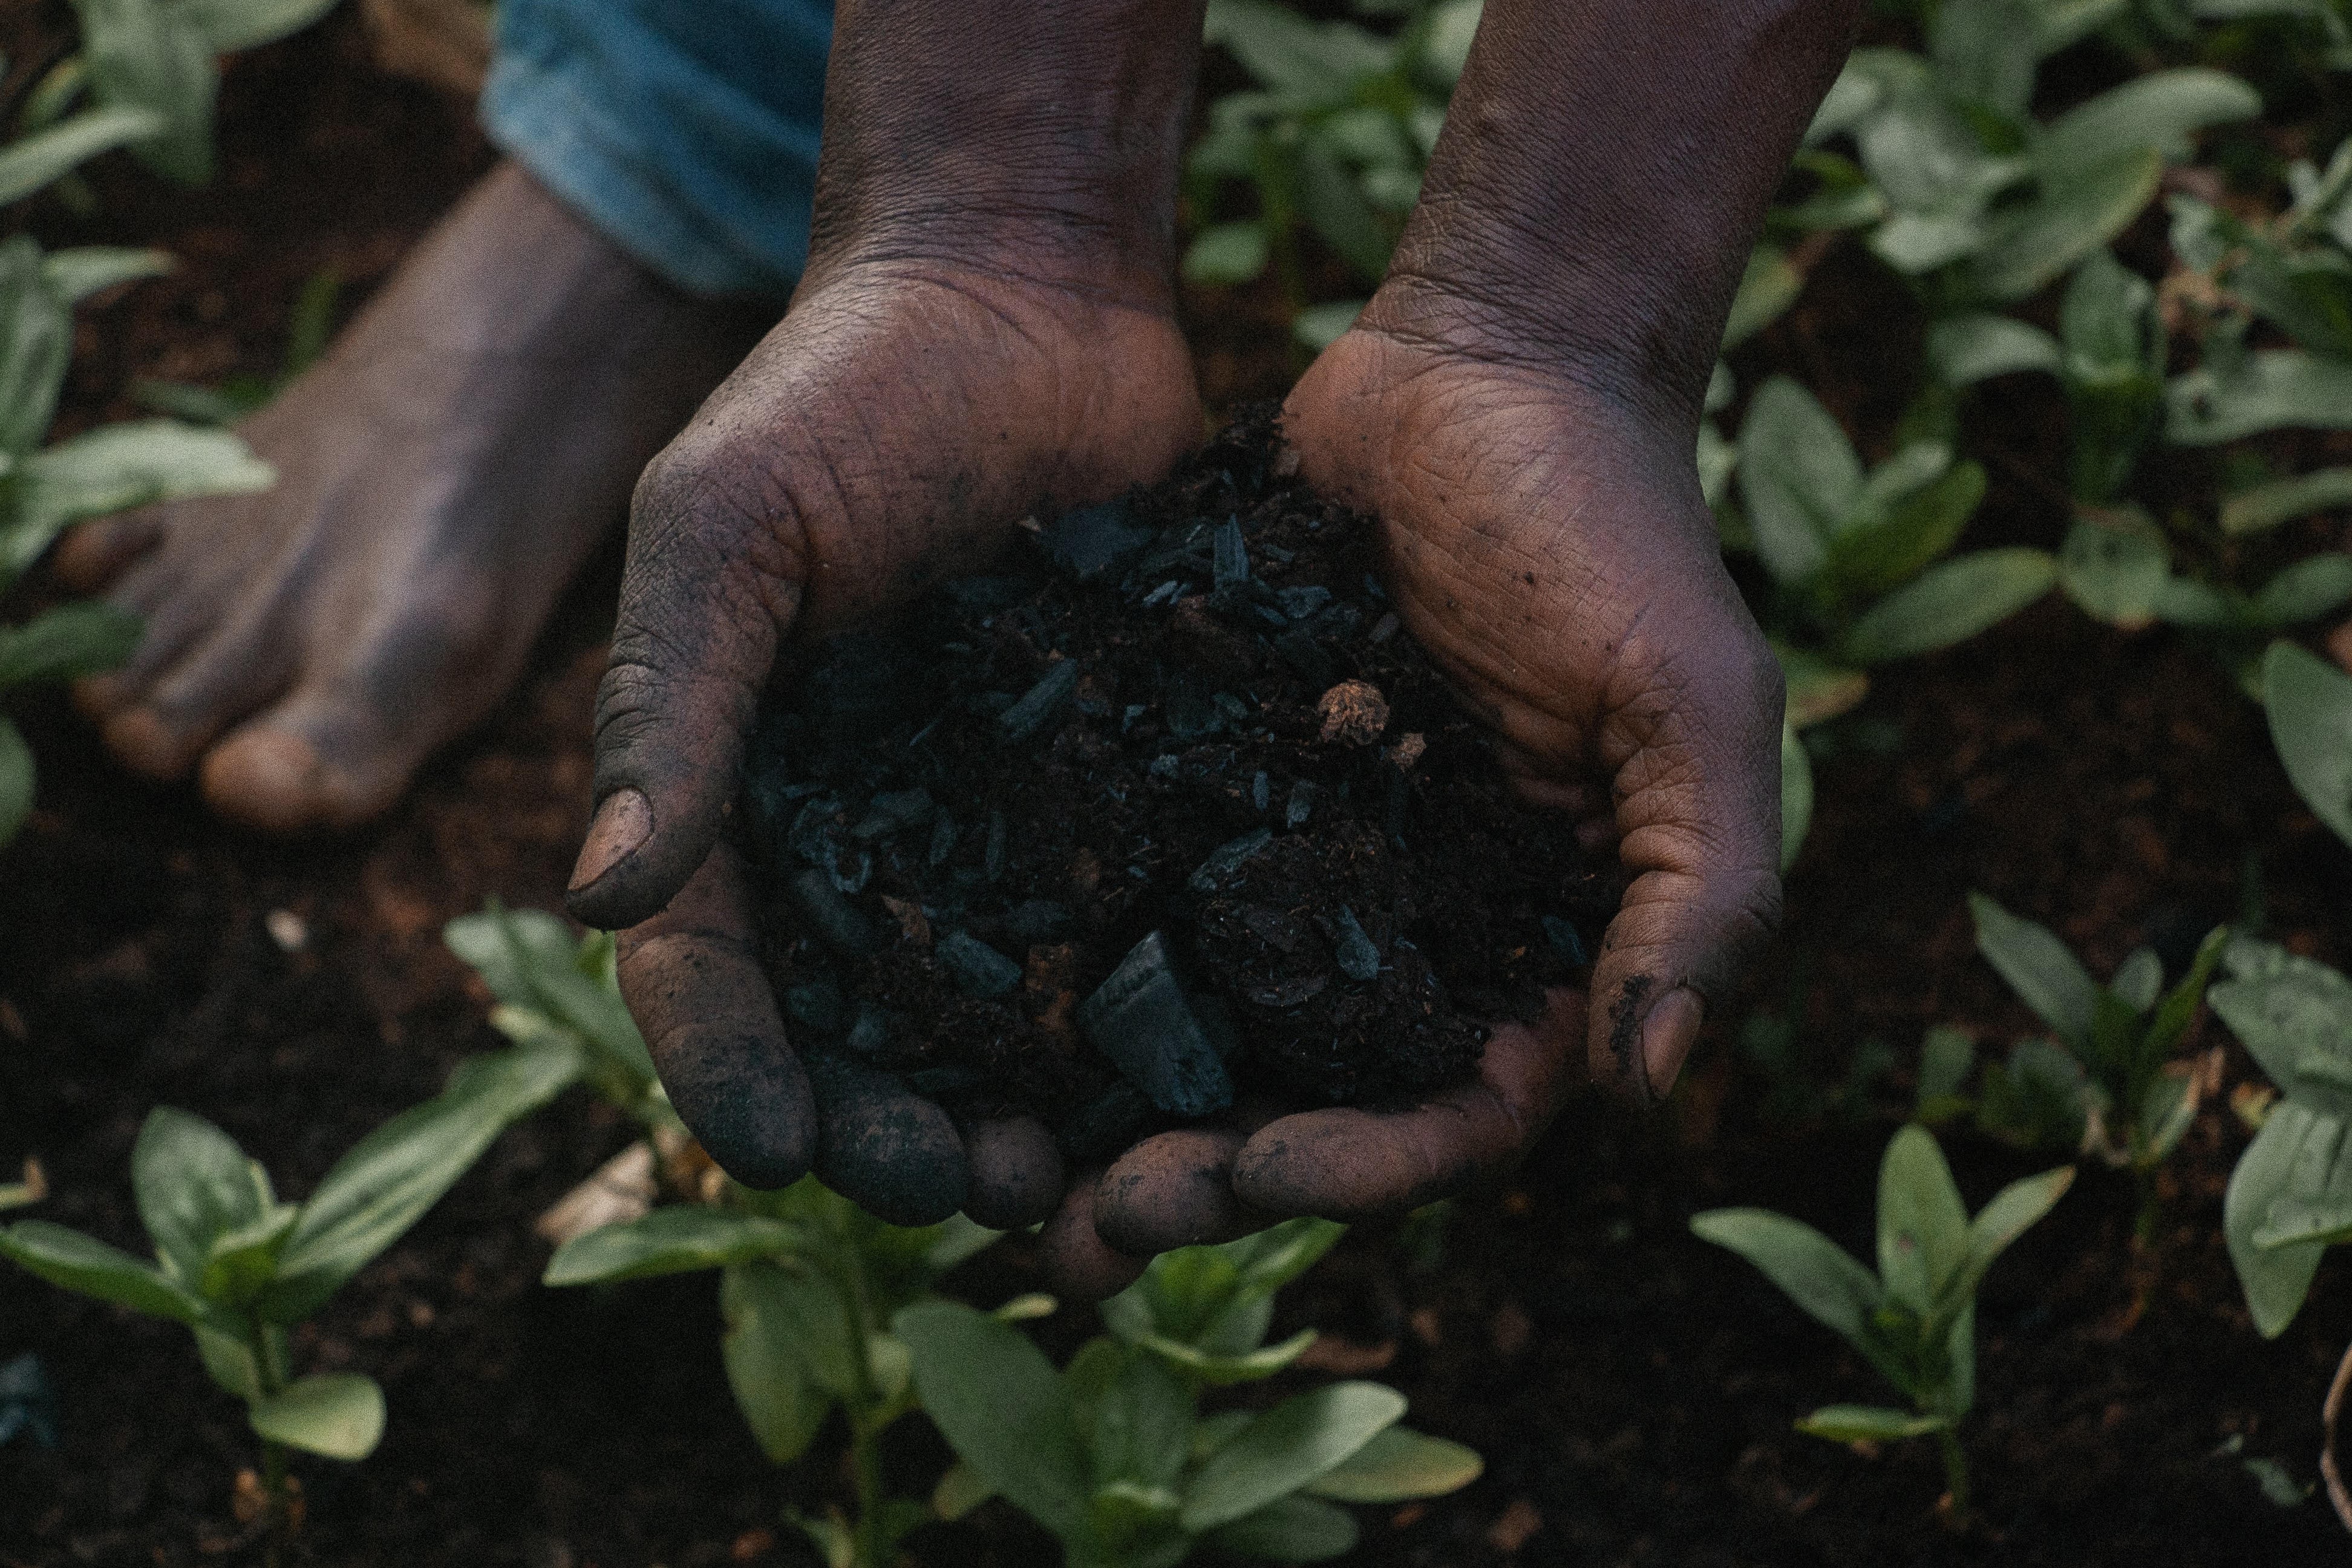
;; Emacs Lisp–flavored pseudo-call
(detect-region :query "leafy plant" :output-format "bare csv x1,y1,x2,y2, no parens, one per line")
900,1218,1481,1566
546,1178,1011,1568
1693,1125,2073,1527
1964,892,2226,1209
0,1044,571,1560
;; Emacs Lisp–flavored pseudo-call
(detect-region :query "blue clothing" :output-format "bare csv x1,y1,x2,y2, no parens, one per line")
482,0,834,302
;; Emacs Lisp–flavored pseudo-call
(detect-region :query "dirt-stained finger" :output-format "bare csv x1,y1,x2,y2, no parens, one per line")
1232,987,1584,1220
957,1115,1065,1231
615,841,814,1191
1039,1174,1149,1301
802,1052,970,1227
1093,1128,1268,1256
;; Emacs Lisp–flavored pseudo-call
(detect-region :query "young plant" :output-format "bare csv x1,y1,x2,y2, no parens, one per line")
1731,373,2049,729
900,1218,1482,1566
544,1176,1011,1568
1693,1125,2073,1527
0,1042,572,1560
1965,893,2226,1218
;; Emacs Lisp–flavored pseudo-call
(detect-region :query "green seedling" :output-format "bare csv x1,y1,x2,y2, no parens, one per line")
0,1044,572,1561
1693,1125,2073,1528
900,1218,1481,1566
546,1177,1010,1568
443,900,668,1126
1964,893,2225,1234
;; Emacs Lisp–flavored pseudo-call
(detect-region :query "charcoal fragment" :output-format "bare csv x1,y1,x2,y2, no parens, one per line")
1056,1081,1155,1165
852,788,935,841
784,978,849,1036
1187,828,1273,893
1040,498,1154,582
789,868,878,956
1272,629,1337,689
1213,515,1249,588
1212,692,1253,727
1008,900,1073,942
844,1002,895,1059
1543,915,1589,967
1253,771,1270,812
1285,780,1317,829
1142,579,1184,607
1165,681,1224,741
1076,932,1236,1117
1332,906,1381,982
928,812,958,866
936,930,1024,997
1275,584,1333,619
998,661,1079,745
984,811,1008,881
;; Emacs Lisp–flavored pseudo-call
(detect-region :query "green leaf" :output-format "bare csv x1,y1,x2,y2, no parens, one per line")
1957,1163,2074,1290
897,1301,1094,1541
1969,892,2099,1045
0,1219,209,1322
1795,1404,1947,1442
1206,1495,1361,1562
248,1373,384,1460
43,247,172,304
1927,313,2062,387
2264,641,2352,851
2038,71,2261,176
2225,1102,2333,1336
1135,1326,1318,1386
1877,1126,1970,1315
260,1040,579,1322
1839,548,2056,664
128,1106,278,1292
2221,468,2352,537
1737,376,1861,588
7,420,274,579
71,0,220,186
1780,719,1813,875
1775,644,1870,729
1089,1348,1194,1494
0,237,72,458
0,106,165,205
1183,222,1271,286
1295,135,1394,284
1968,150,2163,302
1930,0,2040,122
2210,971,2352,1122
2059,515,2171,630
0,716,29,848
195,1322,261,1401
1976,1037,2093,1151
933,1461,995,1522
720,1260,837,1463
2146,924,2229,1059
2251,556,2352,629
2169,352,2352,445
1203,0,1390,100
2138,1072,2198,1162
1304,1425,1483,1502
1723,245,1803,351
0,602,141,689
1292,299,1364,350
1688,1209,1881,1348
178,0,342,52
1181,1382,1405,1531
1918,1026,1978,1114
1826,456,1985,599
2036,0,2131,54
543,1206,809,1285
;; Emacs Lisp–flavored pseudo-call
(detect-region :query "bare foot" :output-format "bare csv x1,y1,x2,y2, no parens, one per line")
53,160,769,832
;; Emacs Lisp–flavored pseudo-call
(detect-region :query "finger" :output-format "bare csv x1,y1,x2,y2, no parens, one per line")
1039,1174,1149,1302
1093,1129,1272,1256
566,433,803,932
800,1052,971,1227
1586,609,1783,1103
615,841,815,1191
957,1115,1065,1231
1232,988,1584,1220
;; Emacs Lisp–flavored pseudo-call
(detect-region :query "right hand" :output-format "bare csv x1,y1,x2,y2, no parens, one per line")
566,256,1200,1228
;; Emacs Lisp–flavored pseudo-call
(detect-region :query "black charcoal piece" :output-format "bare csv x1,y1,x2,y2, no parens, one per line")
1040,498,1155,582
1252,603,1289,630
1543,915,1590,967
844,1002,895,1059
1253,771,1270,811
1212,692,1252,727
969,690,1018,716
905,1065,988,1097
1187,828,1273,893
1272,628,1338,689
1056,1081,1156,1165
1142,579,1184,607
786,794,844,864
1332,906,1382,982
937,930,1024,998
1285,780,1317,829
1276,584,1331,619
1077,932,1236,1117
1008,900,1073,942
984,811,1008,881
784,978,849,1036
1213,516,1249,587
789,868,878,956
852,788,935,841
1165,682,1224,741
928,812,958,866
998,661,1080,744
829,849,874,895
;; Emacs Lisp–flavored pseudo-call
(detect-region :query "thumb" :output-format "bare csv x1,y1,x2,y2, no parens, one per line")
1586,628,1784,1104
567,442,802,930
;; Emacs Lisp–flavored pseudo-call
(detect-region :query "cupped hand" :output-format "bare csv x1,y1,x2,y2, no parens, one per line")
567,259,1200,1226
1045,321,1783,1284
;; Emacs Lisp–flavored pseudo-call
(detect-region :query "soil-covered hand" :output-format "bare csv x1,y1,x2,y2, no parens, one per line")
567,261,1199,1224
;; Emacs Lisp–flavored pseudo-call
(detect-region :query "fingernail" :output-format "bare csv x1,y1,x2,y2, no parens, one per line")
1641,986,1704,1102
570,788,651,896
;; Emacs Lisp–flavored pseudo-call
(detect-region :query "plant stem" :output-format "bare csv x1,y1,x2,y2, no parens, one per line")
1937,1427,1970,1531
250,1324,297,1567
826,1251,889,1568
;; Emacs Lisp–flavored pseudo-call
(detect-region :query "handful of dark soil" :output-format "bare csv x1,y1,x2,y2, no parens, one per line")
742,408,1609,1166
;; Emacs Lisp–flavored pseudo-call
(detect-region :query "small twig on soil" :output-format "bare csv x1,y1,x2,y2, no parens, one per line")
2320,1334,2352,1534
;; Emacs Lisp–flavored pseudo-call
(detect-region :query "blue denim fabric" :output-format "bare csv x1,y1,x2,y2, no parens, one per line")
482,0,834,302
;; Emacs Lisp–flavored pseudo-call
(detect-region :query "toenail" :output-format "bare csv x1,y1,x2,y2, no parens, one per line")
570,788,652,898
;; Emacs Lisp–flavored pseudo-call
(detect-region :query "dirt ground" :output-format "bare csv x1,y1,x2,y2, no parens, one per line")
5,12,2352,1567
